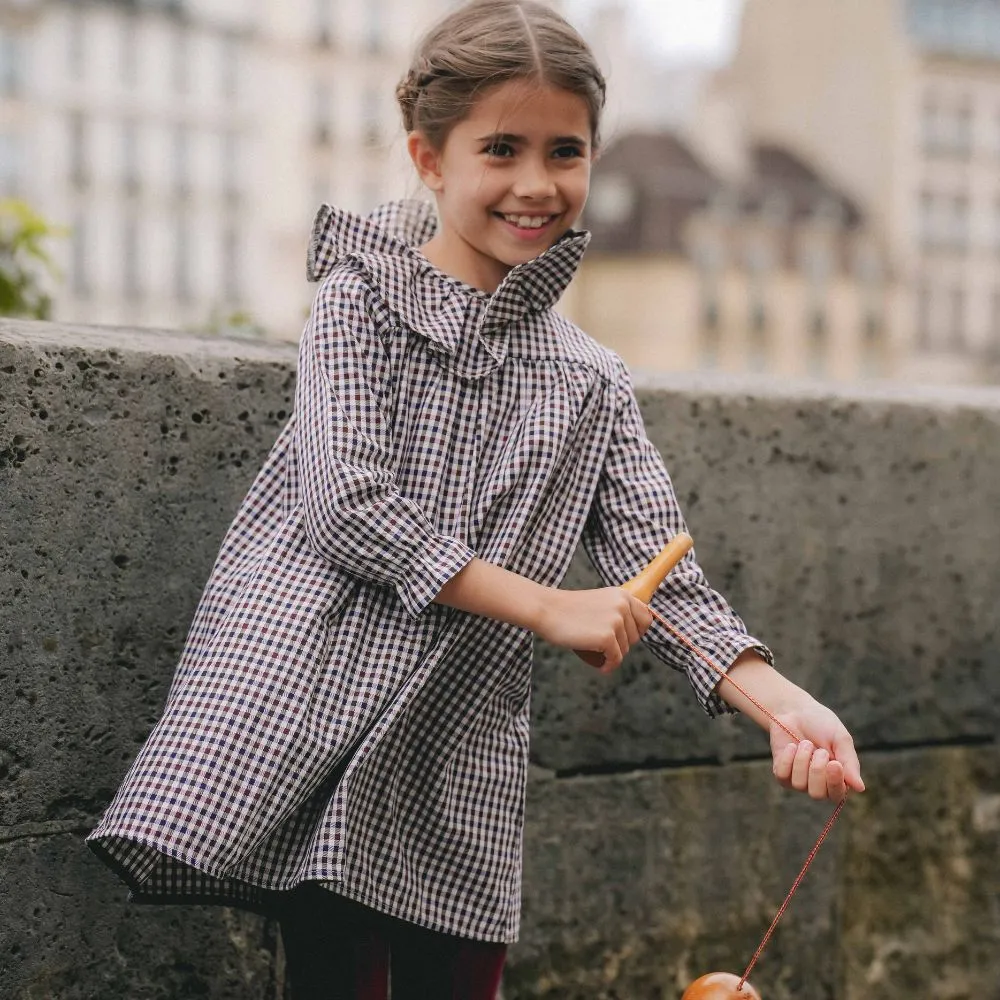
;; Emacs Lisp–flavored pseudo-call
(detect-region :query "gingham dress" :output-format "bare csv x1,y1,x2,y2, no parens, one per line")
87,200,771,943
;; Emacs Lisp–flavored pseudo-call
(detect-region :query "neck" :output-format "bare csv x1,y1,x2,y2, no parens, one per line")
418,233,512,294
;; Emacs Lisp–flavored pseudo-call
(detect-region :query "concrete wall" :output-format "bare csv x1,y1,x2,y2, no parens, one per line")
2,318,998,1000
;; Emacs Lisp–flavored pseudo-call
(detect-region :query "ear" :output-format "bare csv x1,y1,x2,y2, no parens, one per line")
407,131,445,193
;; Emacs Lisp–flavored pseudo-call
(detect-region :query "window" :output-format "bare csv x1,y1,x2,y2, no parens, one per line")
745,236,771,372
222,225,240,303
916,283,933,349
951,194,969,251
0,132,20,195
173,125,190,197
921,96,940,152
122,120,140,193
220,35,238,101
315,0,334,46
949,286,965,349
172,26,189,95
700,296,721,369
71,212,90,298
362,85,381,146
67,10,85,80
69,113,89,187
991,289,1000,345
747,295,768,372
922,90,975,157
120,16,138,87
856,243,886,374
313,80,333,145
696,242,723,369
919,190,935,247
587,174,636,227
365,0,384,54
806,310,827,376
800,239,831,375
955,100,973,157
123,213,141,302
174,215,192,303
0,30,22,97
221,129,239,200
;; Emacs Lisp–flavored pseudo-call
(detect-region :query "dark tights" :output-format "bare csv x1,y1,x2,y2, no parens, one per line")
276,884,507,1000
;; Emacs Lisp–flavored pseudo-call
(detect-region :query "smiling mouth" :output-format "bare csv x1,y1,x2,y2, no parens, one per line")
496,212,559,230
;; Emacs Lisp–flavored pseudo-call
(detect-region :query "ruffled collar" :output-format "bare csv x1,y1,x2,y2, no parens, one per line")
306,200,590,368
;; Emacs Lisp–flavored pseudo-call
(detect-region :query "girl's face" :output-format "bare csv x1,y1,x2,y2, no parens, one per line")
409,78,595,293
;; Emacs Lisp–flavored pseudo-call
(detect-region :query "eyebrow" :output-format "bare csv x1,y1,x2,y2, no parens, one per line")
476,131,588,146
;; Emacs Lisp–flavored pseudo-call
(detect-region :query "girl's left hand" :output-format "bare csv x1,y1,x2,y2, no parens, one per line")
770,700,865,801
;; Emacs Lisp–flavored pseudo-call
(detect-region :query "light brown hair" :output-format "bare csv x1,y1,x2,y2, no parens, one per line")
396,0,607,149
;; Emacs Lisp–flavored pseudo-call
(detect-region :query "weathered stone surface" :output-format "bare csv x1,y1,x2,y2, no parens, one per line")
510,745,1000,1000
531,381,1000,773
839,744,1000,1000
0,320,296,830
514,760,841,999
0,831,278,1000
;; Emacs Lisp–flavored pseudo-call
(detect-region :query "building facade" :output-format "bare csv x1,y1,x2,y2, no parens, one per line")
723,0,1000,383
1,0,258,331
561,132,900,380
0,0,459,338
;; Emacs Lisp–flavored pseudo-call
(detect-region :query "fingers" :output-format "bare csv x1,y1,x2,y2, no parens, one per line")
824,759,847,802
598,631,626,674
807,747,831,800
832,731,865,793
773,739,858,801
630,596,654,639
597,594,651,675
773,742,796,787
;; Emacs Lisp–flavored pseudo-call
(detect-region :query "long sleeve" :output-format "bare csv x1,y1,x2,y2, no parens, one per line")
294,271,475,616
582,372,773,715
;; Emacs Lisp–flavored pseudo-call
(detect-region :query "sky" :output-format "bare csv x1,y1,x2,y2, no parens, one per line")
565,0,745,64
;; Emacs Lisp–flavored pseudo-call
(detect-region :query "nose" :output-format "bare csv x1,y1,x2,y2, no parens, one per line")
511,155,557,200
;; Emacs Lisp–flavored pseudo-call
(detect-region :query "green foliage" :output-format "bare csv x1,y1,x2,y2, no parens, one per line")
203,307,268,339
0,199,66,320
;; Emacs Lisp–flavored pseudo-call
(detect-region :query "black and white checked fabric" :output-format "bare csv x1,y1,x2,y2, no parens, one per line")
88,200,771,943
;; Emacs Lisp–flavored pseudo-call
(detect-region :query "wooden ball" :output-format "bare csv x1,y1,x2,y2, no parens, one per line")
682,971,762,1000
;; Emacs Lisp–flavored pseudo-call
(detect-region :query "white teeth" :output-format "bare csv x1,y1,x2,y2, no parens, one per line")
503,214,552,229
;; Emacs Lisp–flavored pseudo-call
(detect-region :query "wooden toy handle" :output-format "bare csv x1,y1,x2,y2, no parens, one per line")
620,532,694,603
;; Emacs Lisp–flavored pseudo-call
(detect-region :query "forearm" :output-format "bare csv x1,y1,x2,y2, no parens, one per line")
716,650,814,732
433,557,549,631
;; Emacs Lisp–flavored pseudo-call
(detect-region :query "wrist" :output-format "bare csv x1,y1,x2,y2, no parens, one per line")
524,583,558,637
720,654,810,726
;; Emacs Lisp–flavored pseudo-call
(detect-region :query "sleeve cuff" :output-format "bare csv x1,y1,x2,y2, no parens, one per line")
396,533,477,618
687,634,774,718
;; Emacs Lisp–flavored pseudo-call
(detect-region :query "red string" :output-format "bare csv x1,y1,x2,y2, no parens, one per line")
642,603,847,992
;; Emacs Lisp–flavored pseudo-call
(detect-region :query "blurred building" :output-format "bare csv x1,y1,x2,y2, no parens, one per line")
0,0,258,332
0,0,457,337
256,0,461,337
562,132,900,379
720,0,1000,383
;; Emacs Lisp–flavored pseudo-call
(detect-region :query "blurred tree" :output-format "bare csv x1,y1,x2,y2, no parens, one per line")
203,307,268,339
0,199,66,320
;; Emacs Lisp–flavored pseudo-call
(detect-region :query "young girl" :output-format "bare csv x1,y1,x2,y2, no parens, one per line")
89,2,864,997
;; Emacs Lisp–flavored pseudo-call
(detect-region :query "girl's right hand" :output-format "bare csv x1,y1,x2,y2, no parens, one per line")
534,588,653,674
